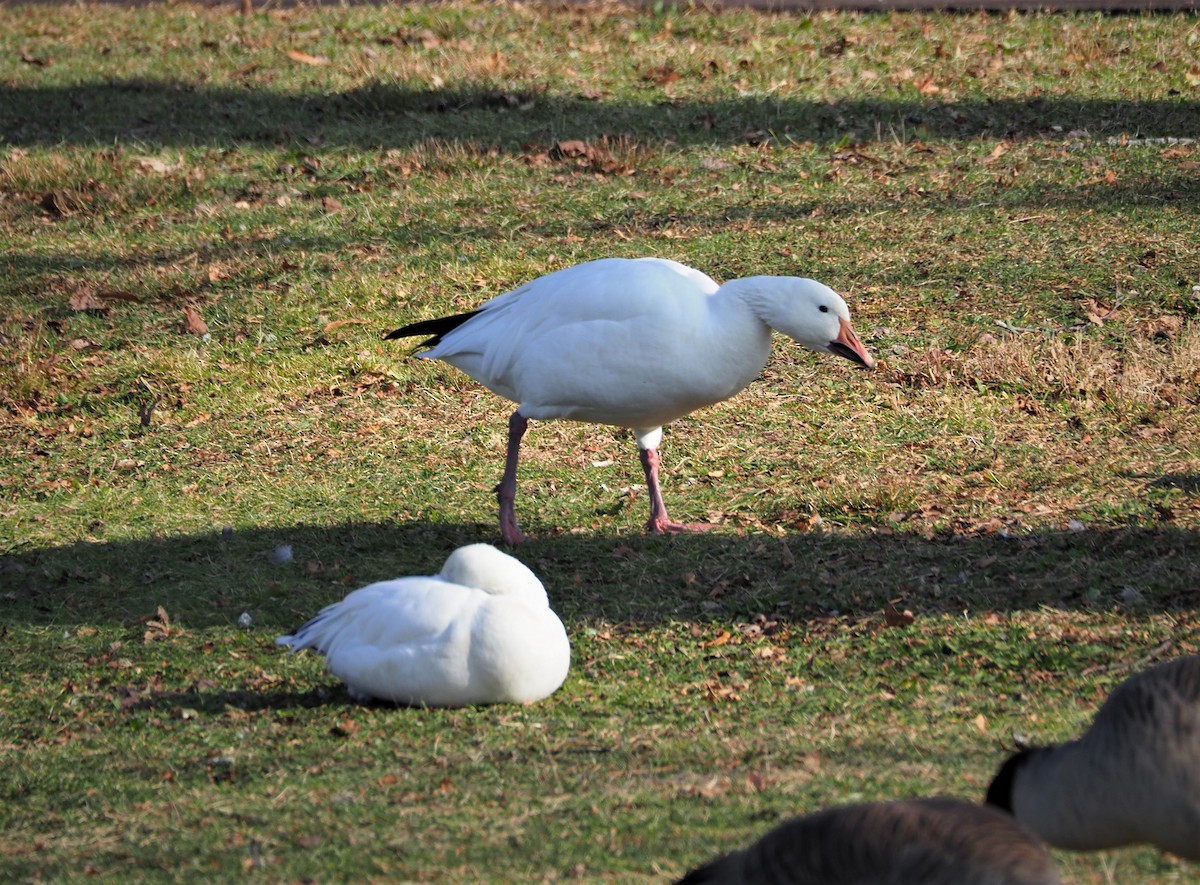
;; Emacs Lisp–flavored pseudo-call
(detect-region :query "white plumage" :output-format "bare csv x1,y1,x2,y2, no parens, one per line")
276,544,570,707
386,257,875,544
986,652,1200,860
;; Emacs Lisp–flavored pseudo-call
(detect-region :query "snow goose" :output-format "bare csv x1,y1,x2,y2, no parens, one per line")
986,652,1200,861
275,544,570,707
385,257,875,544
677,797,1061,884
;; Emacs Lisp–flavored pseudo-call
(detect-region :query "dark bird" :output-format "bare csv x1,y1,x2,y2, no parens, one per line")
987,652,1200,861
677,797,1061,885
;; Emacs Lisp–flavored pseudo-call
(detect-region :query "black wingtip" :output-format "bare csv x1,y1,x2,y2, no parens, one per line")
382,308,483,346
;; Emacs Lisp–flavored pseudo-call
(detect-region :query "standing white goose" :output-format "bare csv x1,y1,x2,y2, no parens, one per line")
275,544,570,707
986,652,1200,860
676,797,1061,884
385,257,875,545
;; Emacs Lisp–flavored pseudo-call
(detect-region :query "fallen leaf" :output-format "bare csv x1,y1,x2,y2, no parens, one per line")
135,156,180,175
144,606,176,643
287,49,331,66
745,770,767,792
704,630,732,648
68,286,105,312
982,142,1009,164
779,540,795,567
41,191,72,216
182,305,208,336
322,319,367,333
643,64,680,86
1082,298,1117,326
883,601,915,628
551,139,590,159
974,713,988,735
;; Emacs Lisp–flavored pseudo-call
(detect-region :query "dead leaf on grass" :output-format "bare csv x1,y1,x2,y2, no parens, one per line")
642,64,680,86
135,156,181,175
883,600,915,628
143,605,177,642
982,142,1009,164
913,75,942,95
287,48,331,66
182,305,208,336
1081,297,1118,326
322,319,367,334
704,630,732,648
67,285,141,312
745,770,768,792
68,285,106,312
703,679,741,702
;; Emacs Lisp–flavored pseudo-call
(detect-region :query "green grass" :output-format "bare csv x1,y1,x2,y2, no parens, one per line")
2,2,1199,882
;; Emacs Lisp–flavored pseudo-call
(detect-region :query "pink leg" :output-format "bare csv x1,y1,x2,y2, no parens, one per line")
496,412,528,546
639,446,713,535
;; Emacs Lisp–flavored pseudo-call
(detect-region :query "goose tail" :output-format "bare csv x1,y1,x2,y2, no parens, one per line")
383,309,481,347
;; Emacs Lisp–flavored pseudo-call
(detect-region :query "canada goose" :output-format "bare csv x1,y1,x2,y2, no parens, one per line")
385,257,874,544
986,652,1200,860
276,544,570,706
677,797,1061,884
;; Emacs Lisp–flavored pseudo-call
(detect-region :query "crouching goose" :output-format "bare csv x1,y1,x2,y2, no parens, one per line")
677,797,1061,884
385,257,875,545
276,544,570,706
986,652,1200,861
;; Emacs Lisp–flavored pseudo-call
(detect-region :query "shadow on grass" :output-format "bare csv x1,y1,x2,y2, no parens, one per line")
3,82,1198,150
135,684,352,714
3,517,1199,630
3,164,1196,300
1124,471,1200,494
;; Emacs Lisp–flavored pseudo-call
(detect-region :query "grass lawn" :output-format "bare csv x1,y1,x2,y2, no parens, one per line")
2,2,1199,881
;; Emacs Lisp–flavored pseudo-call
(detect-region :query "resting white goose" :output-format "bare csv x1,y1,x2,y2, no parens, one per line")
386,257,875,544
986,652,1200,861
677,797,1061,885
275,544,570,707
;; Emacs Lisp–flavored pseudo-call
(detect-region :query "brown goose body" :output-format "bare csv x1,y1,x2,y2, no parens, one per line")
986,653,1200,860
677,797,1061,885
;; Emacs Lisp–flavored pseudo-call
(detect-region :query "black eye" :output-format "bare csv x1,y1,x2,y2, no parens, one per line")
819,304,830,313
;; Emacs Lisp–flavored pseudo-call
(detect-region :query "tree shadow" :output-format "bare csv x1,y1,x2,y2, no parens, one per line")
2,157,1195,296
3,81,1197,150
1120,471,1200,494
3,517,1199,630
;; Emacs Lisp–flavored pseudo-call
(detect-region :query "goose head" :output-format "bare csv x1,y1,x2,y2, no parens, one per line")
438,543,548,604
734,276,876,369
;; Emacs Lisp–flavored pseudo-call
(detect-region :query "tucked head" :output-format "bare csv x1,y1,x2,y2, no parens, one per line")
438,543,547,602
